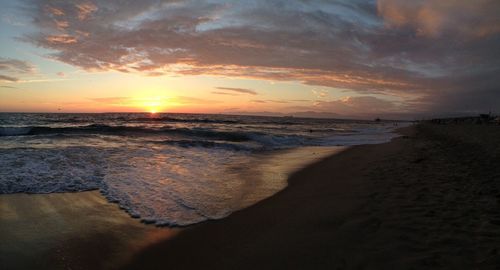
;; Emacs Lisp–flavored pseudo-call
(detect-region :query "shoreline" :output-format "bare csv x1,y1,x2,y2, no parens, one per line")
0,145,347,269
0,191,180,270
122,123,500,269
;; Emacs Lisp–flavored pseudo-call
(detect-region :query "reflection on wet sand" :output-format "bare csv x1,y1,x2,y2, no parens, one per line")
0,191,179,270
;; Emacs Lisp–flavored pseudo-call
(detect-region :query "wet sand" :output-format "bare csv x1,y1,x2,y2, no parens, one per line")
0,146,344,270
123,123,500,269
0,191,179,270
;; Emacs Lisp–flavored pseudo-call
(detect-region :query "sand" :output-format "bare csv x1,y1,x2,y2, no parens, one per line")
2,123,500,269
122,123,500,269
0,146,343,270
0,191,179,270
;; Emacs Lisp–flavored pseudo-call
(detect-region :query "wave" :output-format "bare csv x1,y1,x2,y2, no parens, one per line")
43,116,306,125
0,124,259,142
157,139,252,151
132,116,239,124
0,124,322,150
0,127,33,136
0,125,146,137
131,117,316,126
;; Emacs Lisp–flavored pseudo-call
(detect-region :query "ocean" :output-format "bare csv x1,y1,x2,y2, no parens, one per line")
0,113,403,226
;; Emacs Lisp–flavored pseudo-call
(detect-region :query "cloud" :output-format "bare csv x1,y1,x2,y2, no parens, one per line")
0,74,19,82
46,6,65,16
75,2,98,21
45,34,78,44
1,85,17,89
251,100,267,103
312,89,328,98
211,91,238,96
0,57,36,82
56,71,66,77
19,0,416,93
215,87,257,95
312,96,401,116
378,0,500,38
0,58,35,73
19,0,500,116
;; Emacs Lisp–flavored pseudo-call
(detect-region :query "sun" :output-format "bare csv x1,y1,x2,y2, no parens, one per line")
139,96,166,114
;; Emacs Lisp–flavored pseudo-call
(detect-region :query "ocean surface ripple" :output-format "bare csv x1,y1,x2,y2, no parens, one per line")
0,113,404,225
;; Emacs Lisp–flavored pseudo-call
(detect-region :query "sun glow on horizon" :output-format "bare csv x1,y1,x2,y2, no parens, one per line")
136,96,167,114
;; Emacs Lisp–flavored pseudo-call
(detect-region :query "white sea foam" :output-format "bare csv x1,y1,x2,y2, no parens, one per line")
0,147,104,193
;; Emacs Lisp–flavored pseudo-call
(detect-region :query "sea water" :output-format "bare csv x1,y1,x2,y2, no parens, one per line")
0,113,404,225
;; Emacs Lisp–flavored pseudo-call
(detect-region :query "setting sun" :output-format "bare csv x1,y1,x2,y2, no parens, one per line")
138,97,166,114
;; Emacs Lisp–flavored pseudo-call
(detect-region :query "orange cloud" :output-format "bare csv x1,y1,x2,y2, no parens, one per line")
76,2,98,21
312,89,328,98
54,20,69,29
46,6,65,16
215,87,257,95
46,35,78,44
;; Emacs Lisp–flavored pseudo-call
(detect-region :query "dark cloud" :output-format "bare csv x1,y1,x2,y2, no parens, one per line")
277,95,402,118
313,96,400,116
378,0,500,38
215,87,257,95
211,91,238,96
20,0,500,116
0,74,19,82
251,100,267,103
0,57,36,82
0,57,35,73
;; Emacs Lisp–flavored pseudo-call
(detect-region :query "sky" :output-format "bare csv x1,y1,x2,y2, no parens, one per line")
0,0,499,119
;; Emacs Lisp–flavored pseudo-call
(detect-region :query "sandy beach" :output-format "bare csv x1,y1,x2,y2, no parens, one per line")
0,191,179,270
2,123,500,269
122,123,500,269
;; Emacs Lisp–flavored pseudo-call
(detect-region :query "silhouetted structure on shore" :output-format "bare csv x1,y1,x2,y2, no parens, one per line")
428,113,500,125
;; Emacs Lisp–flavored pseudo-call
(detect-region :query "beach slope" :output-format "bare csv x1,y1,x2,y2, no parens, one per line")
123,124,500,269
0,191,178,270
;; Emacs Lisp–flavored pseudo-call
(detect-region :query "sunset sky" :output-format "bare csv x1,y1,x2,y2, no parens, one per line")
1,0,499,119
